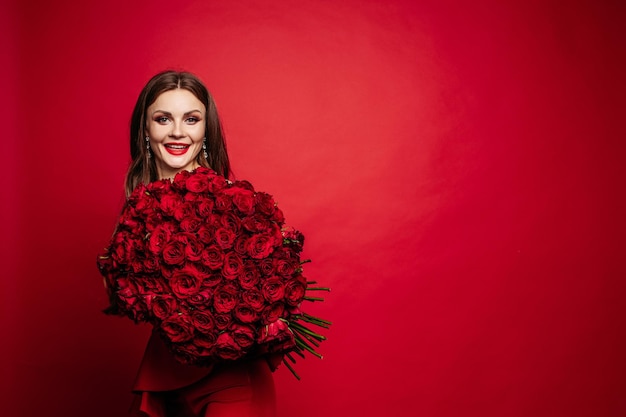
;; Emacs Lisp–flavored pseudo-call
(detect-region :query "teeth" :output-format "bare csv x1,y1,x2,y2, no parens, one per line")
166,144,188,149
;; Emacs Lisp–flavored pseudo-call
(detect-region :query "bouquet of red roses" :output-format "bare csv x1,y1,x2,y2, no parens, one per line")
97,167,329,378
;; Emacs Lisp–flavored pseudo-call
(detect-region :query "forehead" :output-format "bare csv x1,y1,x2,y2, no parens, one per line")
149,89,205,113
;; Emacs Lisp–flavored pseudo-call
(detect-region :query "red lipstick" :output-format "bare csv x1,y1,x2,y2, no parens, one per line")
164,143,190,156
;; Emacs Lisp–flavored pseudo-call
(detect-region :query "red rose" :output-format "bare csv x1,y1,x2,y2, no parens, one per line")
220,212,242,233
257,319,296,353
152,295,179,319
239,262,260,289
130,252,148,273
161,315,194,343
241,213,271,233
213,283,238,313
262,276,285,303
134,191,156,214
109,232,130,265
241,289,265,312
213,313,232,330
215,227,236,250
246,233,279,259
187,289,213,307
127,182,147,203
201,244,224,270
186,172,210,193
214,332,244,360
195,332,218,350
284,275,307,306
172,169,191,188
159,193,183,216
207,173,227,193
234,304,259,323
232,236,248,255
115,278,140,311
144,255,162,274
147,216,167,234
214,194,233,212
191,310,215,332
230,323,255,348
197,225,217,245
123,237,144,265
261,302,285,325
254,192,276,216
274,257,298,277
171,345,199,366
221,252,244,281
282,226,305,251
173,201,194,222
145,179,170,197
258,258,275,276
173,343,208,365
200,272,223,289
134,277,168,295
226,186,255,215
170,266,202,299
197,197,215,218
119,206,143,231
184,237,204,262
271,206,285,223
180,215,203,233
232,179,255,191
183,192,200,202
162,240,186,265
148,224,173,255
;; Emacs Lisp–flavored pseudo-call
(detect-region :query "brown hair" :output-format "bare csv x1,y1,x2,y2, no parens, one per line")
125,70,231,196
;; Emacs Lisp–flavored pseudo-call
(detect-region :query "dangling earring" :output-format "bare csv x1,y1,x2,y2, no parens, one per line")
145,136,151,159
202,137,208,159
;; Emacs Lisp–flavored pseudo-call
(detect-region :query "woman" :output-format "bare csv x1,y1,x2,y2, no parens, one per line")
119,70,280,417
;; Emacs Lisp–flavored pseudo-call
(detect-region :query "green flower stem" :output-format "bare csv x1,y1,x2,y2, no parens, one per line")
300,332,321,347
299,318,330,330
290,322,326,341
294,335,323,359
294,333,316,354
302,313,333,327
291,347,306,359
303,296,325,302
282,359,301,380
306,287,331,292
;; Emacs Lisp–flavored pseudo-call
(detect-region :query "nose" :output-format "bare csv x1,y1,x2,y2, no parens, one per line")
170,121,184,138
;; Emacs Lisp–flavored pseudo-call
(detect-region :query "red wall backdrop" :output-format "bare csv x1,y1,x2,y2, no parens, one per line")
3,1,625,416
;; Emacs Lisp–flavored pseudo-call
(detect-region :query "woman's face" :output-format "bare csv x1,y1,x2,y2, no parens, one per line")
146,89,206,180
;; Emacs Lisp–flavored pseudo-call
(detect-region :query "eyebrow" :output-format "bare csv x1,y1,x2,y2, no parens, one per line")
151,109,204,116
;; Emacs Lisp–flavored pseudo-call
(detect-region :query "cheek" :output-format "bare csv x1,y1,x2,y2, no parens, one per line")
146,123,163,139
192,126,206,140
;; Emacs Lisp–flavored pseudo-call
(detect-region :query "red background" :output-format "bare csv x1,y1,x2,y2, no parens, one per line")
2,1,625,416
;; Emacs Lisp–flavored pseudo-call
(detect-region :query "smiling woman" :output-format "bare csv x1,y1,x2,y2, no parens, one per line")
125,70,231,197
146,89,206,180
103,71,286,417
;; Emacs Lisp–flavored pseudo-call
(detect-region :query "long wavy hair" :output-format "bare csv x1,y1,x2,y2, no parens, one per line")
125,70,231,196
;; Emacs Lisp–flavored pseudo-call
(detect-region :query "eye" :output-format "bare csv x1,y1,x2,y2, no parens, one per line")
185,117,200,124
155,116,170,124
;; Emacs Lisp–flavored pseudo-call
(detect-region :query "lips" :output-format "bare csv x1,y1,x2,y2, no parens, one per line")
164,143,190,156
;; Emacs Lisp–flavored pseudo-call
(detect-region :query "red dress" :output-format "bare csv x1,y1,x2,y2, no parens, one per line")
130,331,279,417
